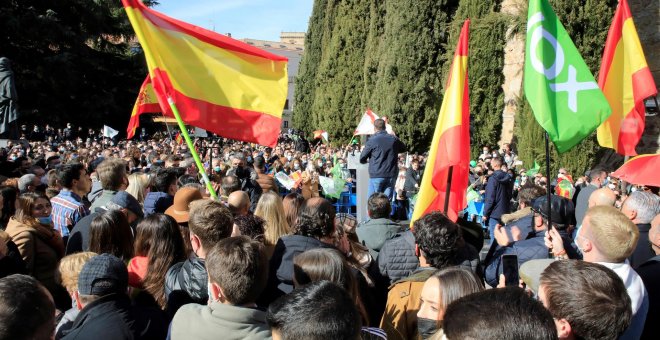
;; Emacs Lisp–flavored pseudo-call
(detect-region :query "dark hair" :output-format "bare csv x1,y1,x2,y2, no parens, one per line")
518,186,546,207
177,174,198,187
96,158,127,190
233,214,266,241
367,193,391,219
89,210,134,260
443,287,557,340
0,274,56,340
267,281,361,340
412,211,464,268
206,236,268,305
150,169,177,193
373,119,386,131
133,214,187,309
293,248,369,324
221,175,241,196
0,185,19,227
587,168,606,183
57,163,85,188
188,200,234,250
293,198,335,239
540,260,632,340
253,155,266,170
282,193,304,230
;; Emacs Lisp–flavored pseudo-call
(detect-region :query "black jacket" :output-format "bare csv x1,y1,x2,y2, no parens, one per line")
260,235,335,306
377,230,419,285
60,294,167,340
636,255,660,340
66,211,102,255
629,223,654,269
360,131,406,178
483,170,513,220
164,257,208,316
403,167,422,195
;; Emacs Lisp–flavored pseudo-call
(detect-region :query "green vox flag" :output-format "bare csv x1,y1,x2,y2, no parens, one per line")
524,0,611,153
526,161,540,177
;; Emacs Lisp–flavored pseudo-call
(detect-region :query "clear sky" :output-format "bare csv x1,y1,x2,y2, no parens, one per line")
154,0,313,41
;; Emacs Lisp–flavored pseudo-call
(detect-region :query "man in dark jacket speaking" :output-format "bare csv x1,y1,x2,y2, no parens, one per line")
360,119,406,199
482,157,513,242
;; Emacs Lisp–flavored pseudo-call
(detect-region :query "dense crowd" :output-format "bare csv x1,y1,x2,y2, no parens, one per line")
0,121,659,340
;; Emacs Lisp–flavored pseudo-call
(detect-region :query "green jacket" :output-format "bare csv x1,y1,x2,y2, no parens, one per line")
356,218,403,260
171,302,272,340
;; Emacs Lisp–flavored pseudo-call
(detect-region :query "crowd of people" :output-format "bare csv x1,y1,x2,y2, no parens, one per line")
0,119,659,340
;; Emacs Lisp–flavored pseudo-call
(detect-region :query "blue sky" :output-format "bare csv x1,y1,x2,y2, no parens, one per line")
154,0,313,41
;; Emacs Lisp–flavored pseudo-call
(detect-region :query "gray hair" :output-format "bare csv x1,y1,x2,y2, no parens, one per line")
17,174,37,192
624,191,660,224
230,152,246,162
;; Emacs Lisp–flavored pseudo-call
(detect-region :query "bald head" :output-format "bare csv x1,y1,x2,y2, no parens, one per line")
588,188,617,208
227,191,250,216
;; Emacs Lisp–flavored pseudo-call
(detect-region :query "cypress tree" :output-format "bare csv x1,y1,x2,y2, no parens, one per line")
515,0,616,175
365,0,459,152
293,0,329,134
444,0,508,158
309,0,371,142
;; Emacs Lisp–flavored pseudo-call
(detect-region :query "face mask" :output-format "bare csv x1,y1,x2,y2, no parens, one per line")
608,183,616,190
340,163,347,169
38,216,52,225
286,155,292,161
293,164,300,170
246,156,253,163
214,166,222,173
417,317,440,339
206,281,216,304
234,166,246,178
574,225,584,255
317,162,323,167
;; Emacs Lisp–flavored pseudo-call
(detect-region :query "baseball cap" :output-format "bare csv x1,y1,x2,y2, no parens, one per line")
110,191,144,219
77,254,128,296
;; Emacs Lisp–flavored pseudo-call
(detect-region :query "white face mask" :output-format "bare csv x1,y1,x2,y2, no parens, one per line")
608,183,616,190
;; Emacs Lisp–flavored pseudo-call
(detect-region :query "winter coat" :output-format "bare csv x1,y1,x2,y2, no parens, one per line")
164,257,208,315
357,218,403,260
403,167,421,196
637,255,660,339
360,131,406,178
66,210,102,255
170,301,272,340
629,223,654,269
380,268,436,340
377,230,419,285
501,207,535,240
483,170,513,220
61,294,167,340
143,191,174,217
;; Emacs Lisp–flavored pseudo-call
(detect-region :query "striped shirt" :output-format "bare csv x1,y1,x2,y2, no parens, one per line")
51,189,89,237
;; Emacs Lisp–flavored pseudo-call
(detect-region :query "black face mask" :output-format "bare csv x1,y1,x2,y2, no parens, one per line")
234,166,246,178
417,317,440,339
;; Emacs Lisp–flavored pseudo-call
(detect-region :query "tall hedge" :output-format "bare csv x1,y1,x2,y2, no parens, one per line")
515,0,616,175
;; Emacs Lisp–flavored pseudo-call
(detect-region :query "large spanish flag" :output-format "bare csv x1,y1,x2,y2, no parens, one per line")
121,0,288,147
411,19,470,223
597,0,657,156
126,75,161,139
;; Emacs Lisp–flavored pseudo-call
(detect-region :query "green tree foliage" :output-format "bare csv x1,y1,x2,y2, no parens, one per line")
293,0,328,134
311,0,371,142
444,0,508,157
515,0,616,175
0,0,152,131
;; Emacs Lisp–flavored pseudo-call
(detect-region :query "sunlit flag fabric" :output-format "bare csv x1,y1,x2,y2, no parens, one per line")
353,108,394,135
596,0,657,156
524,0,612,153
611,153,660,187
121,0,288,147
126,75,161,139
411,19,471,223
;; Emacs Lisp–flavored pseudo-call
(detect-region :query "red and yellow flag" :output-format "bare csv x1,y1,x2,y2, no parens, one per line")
411,19,471,223
121,0,288,147
126,75,161,139
597,0,657,156
175,132,183,145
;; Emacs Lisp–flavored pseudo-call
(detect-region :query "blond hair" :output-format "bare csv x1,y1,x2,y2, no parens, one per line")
126,173,150,205
585,206,639,263
57,252,97,292
255,191,290,246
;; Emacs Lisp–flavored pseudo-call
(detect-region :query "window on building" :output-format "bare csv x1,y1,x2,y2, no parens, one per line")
284,99,289,110
283,121,289,128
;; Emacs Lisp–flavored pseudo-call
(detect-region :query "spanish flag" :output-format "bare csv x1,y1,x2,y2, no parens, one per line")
121,0,288,147
597,0,657,156
411,19,470,223
126,75,161,139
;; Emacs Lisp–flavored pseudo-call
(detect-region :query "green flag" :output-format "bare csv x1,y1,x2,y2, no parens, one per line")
524,0,611,153
526,161,540,177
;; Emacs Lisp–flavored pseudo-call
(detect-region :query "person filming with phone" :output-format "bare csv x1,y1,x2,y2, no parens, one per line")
484,194,578,287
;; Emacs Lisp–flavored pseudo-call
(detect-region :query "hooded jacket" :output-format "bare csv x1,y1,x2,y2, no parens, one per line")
483,170,513,220
143,191,174,217
170,302,271,340
356,218,402,260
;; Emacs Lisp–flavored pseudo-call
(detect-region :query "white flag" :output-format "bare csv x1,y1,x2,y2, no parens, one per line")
103,125,119,138
353,109,394,135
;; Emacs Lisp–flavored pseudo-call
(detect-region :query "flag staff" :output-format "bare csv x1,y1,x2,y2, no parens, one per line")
444,166,453,215
544,132,552,237
167,97,218,200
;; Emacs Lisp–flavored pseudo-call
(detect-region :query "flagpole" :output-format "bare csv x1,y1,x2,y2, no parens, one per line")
167,97,218,200
444,166,453,215
544,132,552,233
